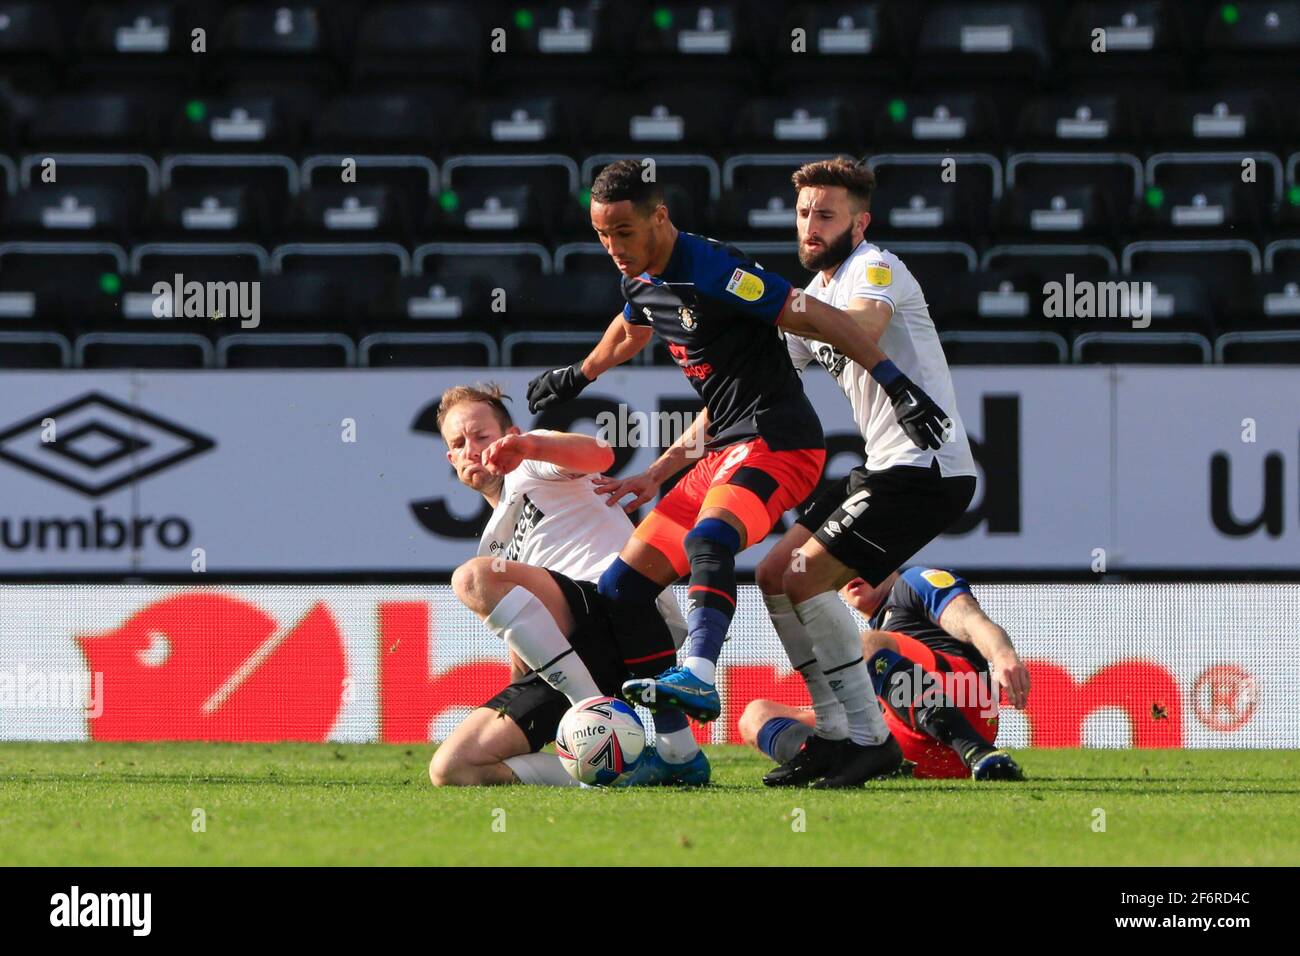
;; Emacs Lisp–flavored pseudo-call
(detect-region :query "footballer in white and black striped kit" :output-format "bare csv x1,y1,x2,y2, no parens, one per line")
754,157,984,788
429,383,703,788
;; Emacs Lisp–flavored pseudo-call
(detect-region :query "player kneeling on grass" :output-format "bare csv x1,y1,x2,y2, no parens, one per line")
740,567,1030,783
429,383,707,788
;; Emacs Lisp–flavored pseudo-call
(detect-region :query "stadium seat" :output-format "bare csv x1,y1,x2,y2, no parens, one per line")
0,241,129,331
490,1,620,89
161,154,297,241
1266,238,1300,277
1122,239,1261,322
1143,152,1281,237
75,331,213,368
360,331,499,367
168,95,300,151
415,242,551,303
0,2,63,91
1058,1,1190,85
731,96,863,152
27,91,166,150
506,273,624,327
286,185,418,241
884,241,978,294
1014,94,1143,150
940,330,1068,364
1215,329,1300,363
1002,152,1141,239
554,241,612,275
217,332,356,368
455,94,581,152
214,4,342,92
912,3,1052,87
1218,242,1300,332
1118,272,1216,330
0,330,69,367
310,92,452,153
769,2,904,93
587,87,747,151
266,242,408,330
301,154,438,240
1072,330,1212,363
869,93,1003,150
869,153,1001,241
3,184,137,240
502,331,604,367
1150,90,1282,148
982,243,1118,289
442,156,579,242
72,3,198,91
926,269,1045,331
1200,0,1300,82
353,2,484,88
629,3,757,90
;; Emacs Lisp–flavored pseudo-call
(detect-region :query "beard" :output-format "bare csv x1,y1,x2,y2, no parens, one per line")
798,223,856,273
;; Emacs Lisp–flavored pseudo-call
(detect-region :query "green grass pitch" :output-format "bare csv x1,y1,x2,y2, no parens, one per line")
2,744,1298,866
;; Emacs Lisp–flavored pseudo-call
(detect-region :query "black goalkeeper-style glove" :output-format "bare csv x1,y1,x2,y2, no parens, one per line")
872,360,949,451
526,364,592,413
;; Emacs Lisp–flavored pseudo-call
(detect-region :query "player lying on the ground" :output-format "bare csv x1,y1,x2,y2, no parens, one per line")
525,160,951,779
740,566,1029,783
749,156,979,787
428,383,706,787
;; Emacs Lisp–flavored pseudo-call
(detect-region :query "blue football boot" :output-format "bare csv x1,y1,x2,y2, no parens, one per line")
621,666,721,723
615,746,711,787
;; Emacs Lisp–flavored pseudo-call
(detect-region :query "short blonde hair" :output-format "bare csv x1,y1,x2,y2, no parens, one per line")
435,382,514,437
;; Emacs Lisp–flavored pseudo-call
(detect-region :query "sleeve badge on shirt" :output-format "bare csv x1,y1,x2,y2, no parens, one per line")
678,305,698,330
920,569,956,589
725,267,766,302
866,262,892,286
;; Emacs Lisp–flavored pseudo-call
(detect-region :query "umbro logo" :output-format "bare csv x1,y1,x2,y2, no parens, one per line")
0,393,214,497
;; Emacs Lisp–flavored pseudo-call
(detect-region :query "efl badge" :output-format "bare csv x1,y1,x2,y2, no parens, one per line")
725,268,765,302
921,569,957,588
866,261,892,286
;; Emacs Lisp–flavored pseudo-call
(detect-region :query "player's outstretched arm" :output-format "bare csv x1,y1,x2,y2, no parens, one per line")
526,313,653,413
777,293,948,451
482,430,614,477
938,594,1031,709
842,297,895,344
592,407,710,512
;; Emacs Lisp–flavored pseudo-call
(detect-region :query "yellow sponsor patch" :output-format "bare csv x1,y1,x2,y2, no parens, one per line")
920,569,956,589
866,263,892,286
725,268,766,302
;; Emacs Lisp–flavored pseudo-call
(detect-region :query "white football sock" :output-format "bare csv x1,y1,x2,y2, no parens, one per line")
655,726,700,764
485,587,600,704
793,592,889,746
683,656,716,684
763,591,849,740
503,753,580,787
